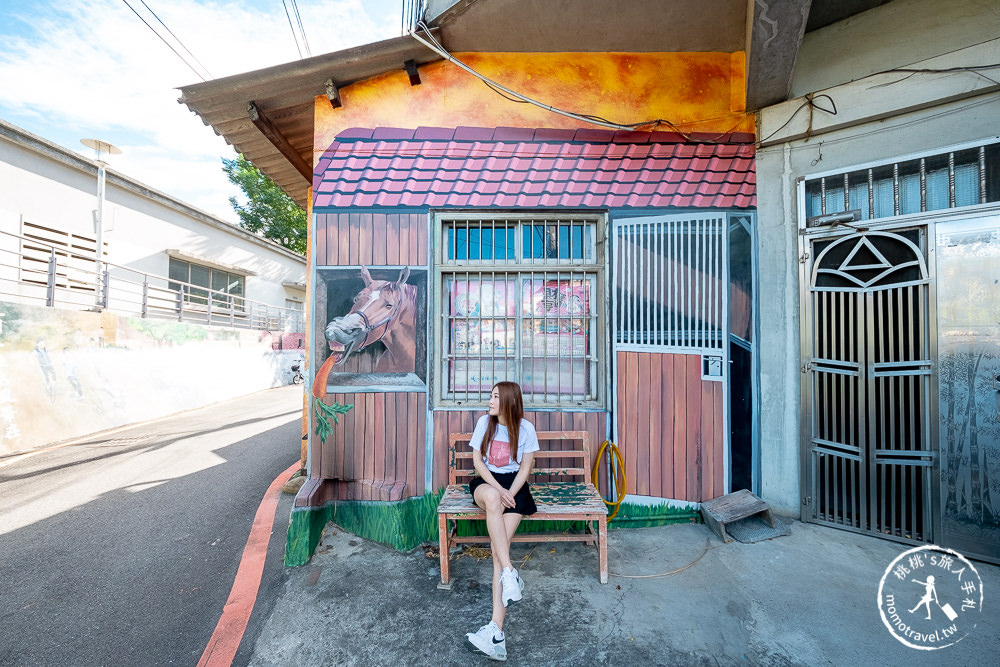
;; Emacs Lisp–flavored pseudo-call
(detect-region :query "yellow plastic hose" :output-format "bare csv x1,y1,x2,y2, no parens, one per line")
592,440,626,521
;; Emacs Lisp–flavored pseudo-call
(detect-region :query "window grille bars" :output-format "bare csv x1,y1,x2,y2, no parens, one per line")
615,215,725,352
806,144,997,222
438,214,602,406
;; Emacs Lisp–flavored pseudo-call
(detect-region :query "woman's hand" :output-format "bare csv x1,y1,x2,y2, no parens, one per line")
498,487,516,508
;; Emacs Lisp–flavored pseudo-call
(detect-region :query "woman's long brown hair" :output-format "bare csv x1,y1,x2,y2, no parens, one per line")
481,381,524,463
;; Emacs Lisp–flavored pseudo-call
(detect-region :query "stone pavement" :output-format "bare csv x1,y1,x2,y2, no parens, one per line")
249,518,998,666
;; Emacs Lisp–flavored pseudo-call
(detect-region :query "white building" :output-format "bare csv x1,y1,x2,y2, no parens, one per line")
0,117,308,455
0,117,306,317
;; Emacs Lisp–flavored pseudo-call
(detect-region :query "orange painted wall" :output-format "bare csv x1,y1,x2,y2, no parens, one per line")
314,51,750,156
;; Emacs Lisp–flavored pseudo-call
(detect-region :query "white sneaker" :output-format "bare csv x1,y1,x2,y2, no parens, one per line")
500,567,523,607
466,621,506,661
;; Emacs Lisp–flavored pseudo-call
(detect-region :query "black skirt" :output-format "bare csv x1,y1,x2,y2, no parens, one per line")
468,471,538,516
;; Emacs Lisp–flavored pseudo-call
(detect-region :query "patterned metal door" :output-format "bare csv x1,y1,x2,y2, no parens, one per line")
802,227,935,543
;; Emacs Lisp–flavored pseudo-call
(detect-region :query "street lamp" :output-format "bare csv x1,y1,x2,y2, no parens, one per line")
80,139,121,307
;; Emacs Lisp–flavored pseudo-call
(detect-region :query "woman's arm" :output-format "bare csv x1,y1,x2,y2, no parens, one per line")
471,449,519,509
507,451,535,497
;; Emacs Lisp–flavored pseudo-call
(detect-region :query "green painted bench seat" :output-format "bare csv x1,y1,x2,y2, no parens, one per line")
436,430,609,588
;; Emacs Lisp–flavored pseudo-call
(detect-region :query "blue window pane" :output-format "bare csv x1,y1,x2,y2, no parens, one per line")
825,187,845,214
899,172,921,215
469,228,481,259
874,178,894,218
558,224,570,258
955,163,979,207
926,169,949,211
455,227,467,260
492,228,506,259
524,225,546,258
572,224,583,259
848,183,869,220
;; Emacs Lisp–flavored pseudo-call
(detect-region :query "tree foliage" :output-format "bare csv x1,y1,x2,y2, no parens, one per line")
222,154,306,255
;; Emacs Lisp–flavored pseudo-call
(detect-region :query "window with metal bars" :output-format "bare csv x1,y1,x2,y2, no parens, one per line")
436,214,603,407
614,213,727,352
804,141,1000,225
167,257,245,311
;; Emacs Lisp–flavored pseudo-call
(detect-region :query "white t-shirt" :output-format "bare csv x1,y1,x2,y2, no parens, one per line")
468,414,540,474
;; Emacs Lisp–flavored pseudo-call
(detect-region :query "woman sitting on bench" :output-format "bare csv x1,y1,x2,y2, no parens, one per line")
464,381,539,661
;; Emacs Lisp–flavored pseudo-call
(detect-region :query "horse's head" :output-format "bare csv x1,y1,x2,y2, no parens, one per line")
325,266,411,365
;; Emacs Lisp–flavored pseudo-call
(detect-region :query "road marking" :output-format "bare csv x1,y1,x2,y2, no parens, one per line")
197,460,300,667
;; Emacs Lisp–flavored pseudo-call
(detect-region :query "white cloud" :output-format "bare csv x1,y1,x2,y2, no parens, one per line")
0,0,399,223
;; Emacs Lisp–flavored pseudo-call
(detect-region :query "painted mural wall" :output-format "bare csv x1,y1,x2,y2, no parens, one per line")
313,51,751,148
0,300,298,456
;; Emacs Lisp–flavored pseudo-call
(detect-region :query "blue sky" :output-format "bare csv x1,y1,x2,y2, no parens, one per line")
0,0,401,221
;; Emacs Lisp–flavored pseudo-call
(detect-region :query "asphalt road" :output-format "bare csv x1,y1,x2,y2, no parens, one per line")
0,386,304,667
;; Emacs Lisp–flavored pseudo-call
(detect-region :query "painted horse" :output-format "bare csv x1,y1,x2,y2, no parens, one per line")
324,266,417,373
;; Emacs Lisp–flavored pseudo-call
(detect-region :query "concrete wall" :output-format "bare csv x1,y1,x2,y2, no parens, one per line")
0,119,306,309
0,299,300,455
791,0,1000,97
755,0,1000,513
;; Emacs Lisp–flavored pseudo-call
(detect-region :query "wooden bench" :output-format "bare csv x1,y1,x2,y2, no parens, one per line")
436,430,608,589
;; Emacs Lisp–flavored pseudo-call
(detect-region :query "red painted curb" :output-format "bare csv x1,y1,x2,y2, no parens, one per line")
197,460,300,667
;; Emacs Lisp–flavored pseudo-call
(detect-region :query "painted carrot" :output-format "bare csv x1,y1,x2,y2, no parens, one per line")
311,354,338,400
311,353,352,442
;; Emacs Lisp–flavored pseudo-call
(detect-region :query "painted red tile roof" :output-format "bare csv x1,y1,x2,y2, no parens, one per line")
313,127,756,209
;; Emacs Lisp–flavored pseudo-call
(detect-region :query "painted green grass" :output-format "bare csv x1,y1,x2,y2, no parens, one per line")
286,493,700,566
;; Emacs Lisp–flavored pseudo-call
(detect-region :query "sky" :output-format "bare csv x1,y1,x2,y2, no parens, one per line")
0,0,402,223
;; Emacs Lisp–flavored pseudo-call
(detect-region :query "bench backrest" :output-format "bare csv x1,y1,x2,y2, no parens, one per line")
448,430,592,485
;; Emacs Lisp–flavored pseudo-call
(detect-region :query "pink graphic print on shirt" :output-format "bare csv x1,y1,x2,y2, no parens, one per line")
488,438,511,468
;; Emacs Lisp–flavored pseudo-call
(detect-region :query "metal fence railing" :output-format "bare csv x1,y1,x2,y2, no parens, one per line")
0,228,305,332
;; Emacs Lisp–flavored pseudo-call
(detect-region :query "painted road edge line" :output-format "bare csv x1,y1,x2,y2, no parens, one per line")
197,460,300,667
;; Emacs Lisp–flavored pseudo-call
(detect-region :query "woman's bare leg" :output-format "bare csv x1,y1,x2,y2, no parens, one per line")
491,513,523,629
474,485,514,570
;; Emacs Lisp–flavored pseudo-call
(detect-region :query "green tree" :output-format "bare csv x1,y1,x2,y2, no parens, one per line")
222,154,306,254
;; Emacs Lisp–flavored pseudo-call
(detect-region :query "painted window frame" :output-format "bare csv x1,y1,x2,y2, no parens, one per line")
433,211,606,409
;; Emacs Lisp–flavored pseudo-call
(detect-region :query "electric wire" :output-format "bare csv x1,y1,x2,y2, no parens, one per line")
138,0,212,79
282,0,303,59
759,63,1000,148
758,91,1000,158
409,22,747,142
120,0,209,81
282,0,312,58
290,0,311,57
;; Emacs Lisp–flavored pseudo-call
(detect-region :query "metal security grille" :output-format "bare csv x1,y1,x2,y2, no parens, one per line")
615,213,726,351
436,214,603,407
803,227,935,543
804,141,999,224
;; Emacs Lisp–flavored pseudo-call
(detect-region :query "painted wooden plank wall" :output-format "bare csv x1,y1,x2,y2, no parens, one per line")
730,281,752,341
315,212,427,267
616,351,724,503
431,410,608,492
318,392,426,502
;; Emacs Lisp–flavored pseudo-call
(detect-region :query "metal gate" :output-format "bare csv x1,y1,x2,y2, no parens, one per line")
801,227,936,543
